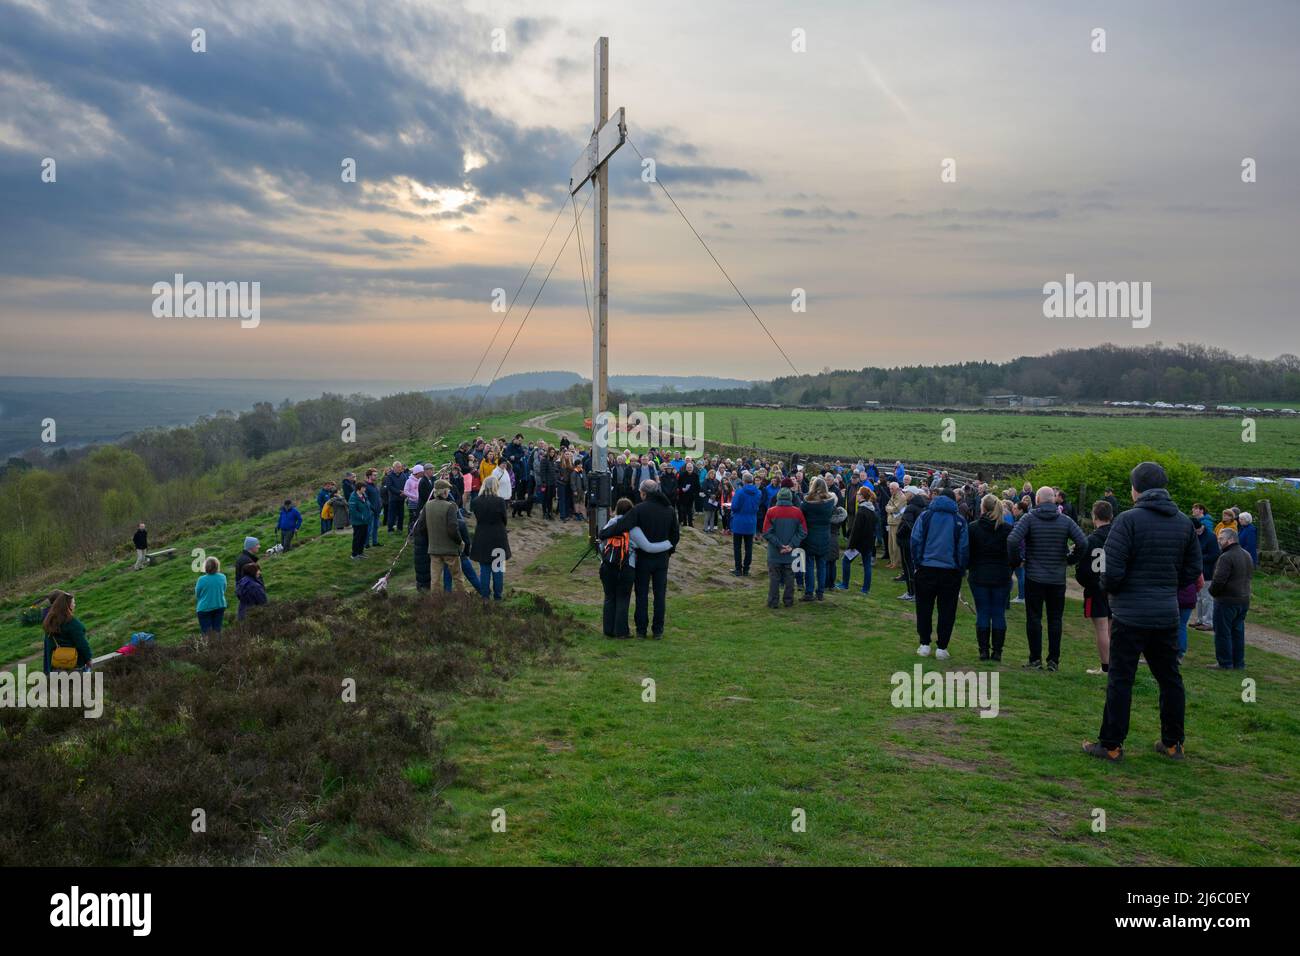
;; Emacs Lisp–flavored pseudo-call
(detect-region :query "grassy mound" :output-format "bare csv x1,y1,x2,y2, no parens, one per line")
0,591,572,865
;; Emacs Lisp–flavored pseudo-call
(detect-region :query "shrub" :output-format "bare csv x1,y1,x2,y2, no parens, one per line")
0,592,572,865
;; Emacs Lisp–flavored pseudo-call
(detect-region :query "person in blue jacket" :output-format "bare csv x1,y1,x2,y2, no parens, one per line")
893,460,906,484
729,471,763,576
910,490,970,660
1237,512,1259,566
277,499,303,550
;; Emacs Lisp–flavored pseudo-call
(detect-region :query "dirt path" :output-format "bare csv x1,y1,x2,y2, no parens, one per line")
521,408,584,445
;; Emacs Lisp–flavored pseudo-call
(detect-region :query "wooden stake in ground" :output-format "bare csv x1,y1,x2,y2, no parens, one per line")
569,37,626,540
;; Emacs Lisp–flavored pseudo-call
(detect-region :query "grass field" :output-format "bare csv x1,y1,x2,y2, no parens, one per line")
293,528,1300,866
5,408,1300,866
549,407,1300,470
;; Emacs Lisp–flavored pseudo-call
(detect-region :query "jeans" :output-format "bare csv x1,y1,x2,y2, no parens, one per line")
841,552,873,593
387,500,405,532
558,485,570,519
440,556,481,593
1024,579,1067,664
1177,606,1193,654
1099,620,1184,749
197,608,225,634
1015,567,1025,600
280,529,296,551
914,567,962,649
804,553,828,597
369,515,380,546
1213,603,1248,668
477,563,504,600
971,584,1009,630
733,533,754,573
351,523,368,557
704,506,717,531
320,518,333,535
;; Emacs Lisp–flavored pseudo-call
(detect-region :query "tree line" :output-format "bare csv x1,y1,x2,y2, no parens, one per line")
632,344,1300,408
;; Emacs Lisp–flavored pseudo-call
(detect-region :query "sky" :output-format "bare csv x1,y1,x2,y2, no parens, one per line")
1,0,1297,387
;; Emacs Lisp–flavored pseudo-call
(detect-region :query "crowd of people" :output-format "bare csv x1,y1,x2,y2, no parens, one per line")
33,432,1258,765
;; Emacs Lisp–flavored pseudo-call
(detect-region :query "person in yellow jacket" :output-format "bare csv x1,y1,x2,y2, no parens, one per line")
1214,508,1238,538
479,450,497,485
885,482,906,569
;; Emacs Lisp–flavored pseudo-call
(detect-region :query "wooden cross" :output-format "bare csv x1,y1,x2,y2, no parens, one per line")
569,37,626,531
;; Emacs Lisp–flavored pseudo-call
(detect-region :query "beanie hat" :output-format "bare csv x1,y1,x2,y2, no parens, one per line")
433,479,452,493
1130,461,1168,493
243,537,259,550
776,487,793,504
412,464,425,475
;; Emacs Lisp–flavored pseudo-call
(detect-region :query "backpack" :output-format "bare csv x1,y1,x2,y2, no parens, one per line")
49,632,78,671
602,531,630,568
916,509,964,566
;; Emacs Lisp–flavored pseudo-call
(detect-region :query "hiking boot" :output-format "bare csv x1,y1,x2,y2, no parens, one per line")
816,592,824,601
1154,740,1185,760
990,653,1002,662
801,592,816,602
1023,660,1043,670
766,602,778,609
1046,660,1059,672
1082,741,1123,763
978,652,990,661
731,569,743,577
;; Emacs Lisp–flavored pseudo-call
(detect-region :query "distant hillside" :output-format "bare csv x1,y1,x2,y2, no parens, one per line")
427,371,753,400
0,377,431,458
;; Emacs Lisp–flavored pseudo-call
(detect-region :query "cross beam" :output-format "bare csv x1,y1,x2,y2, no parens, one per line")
570,37,625,538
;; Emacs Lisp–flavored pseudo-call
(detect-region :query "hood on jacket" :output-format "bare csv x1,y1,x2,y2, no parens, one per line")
1133,487,1180,517
928,494,959,516
645,490,673,509
1032,502,1061,520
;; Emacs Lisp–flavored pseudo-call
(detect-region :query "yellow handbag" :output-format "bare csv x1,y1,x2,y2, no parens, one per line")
49,635,79,671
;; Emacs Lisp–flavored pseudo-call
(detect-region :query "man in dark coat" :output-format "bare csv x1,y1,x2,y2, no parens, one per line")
1208,527,1253,669
1006,486,1088,670
1084,462,1201,762
599,478,680,639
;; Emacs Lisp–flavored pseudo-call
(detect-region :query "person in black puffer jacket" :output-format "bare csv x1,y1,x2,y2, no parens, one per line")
896,489,928,600
1006,488,1088,670
1084,462,1202,763
967,495,1013,660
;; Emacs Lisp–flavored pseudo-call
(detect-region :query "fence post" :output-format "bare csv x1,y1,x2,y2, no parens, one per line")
1257,498,1279,552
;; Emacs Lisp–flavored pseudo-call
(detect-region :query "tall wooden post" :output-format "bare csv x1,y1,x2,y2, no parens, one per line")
591,37,611,535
